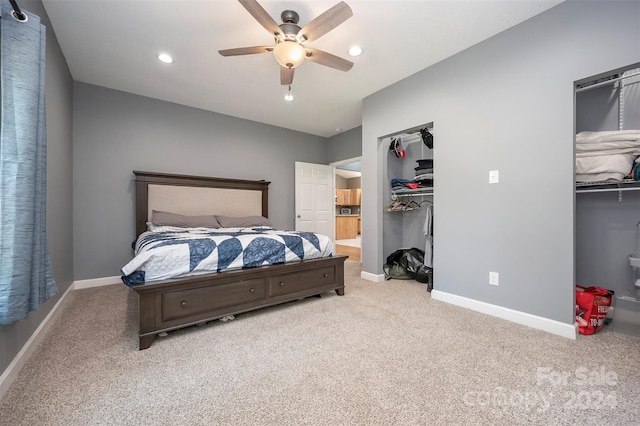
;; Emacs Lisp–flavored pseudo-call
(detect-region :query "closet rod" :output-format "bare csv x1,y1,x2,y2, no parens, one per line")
389,126,433,142
576,71,640,93
399,134,424,145
575,186,640,194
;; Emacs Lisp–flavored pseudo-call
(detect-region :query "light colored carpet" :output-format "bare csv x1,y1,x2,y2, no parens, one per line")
1,261,638,425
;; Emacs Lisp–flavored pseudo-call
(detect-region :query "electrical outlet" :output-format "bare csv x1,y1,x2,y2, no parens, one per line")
489,271,499,286
489,170,499,184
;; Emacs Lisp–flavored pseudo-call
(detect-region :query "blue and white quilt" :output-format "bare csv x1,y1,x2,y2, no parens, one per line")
120,227,335,286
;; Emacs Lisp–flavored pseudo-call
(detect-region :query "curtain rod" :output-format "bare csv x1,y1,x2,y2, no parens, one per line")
8,0,27,22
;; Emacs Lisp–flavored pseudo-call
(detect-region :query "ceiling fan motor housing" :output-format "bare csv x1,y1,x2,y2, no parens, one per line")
281,10,299,24
279,10,301,40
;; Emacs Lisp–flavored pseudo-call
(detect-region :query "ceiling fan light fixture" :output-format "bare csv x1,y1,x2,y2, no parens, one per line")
284,85,294,101
273,41,306,69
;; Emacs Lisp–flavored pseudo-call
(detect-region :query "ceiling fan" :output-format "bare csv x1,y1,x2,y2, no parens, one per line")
219,0,354,85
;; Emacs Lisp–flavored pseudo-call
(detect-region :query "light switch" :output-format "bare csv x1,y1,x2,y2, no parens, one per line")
489,170,499,184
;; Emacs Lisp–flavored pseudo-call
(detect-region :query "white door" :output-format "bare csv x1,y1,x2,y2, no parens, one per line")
295,161,335,237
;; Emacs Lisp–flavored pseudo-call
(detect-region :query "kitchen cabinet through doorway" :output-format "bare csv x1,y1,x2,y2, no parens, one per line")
336,189,361,206
336,216,358,240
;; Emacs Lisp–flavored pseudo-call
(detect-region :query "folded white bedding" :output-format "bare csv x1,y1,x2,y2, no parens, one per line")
574,131,640,182
575,153,635,174
576,140,640,155
576,130,640,144
576,172,627,183
575,153,635,182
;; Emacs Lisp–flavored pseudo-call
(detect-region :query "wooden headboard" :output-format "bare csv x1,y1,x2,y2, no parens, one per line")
134,171,270,237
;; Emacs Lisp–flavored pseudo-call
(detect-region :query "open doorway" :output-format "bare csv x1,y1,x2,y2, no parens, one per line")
332,157,361,262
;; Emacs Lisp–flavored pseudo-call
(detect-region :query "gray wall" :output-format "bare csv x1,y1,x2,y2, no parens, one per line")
346,177,361,189
73,83,329,279
1,1,74,377
361,0,640,325
336,176,362,190
576,192,640,295
576,85,621,132
624,74,640,129
326,126,362,163
576,71,640,132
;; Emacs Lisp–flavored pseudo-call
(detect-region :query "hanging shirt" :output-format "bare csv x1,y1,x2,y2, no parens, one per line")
423,203,433,268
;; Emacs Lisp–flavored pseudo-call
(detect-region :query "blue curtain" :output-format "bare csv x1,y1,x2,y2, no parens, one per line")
0,2,57,325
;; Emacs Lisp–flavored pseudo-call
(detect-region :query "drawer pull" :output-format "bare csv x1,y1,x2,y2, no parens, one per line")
181,301,187,307
250,288,255,293
323,273,328,277
279,282,285,287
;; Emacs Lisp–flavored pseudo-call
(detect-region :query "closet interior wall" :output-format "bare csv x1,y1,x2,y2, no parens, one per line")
575,65,640,296
382,125,433,262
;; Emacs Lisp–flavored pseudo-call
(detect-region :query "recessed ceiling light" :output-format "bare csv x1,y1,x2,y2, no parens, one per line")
348,45,363,57
157,53,173,64
335,128,342,132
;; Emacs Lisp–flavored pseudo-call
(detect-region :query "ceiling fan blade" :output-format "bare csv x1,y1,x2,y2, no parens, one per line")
297,1,353,43
218,46,273,56
305,48,353,72
238,0,282,39
281,67,295,85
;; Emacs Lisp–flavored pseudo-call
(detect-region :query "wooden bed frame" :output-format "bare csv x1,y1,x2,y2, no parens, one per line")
130,171,346,350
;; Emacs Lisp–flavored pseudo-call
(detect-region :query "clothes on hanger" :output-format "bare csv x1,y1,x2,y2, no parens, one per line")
385,199,421,212
420,128,433,149
424,203,433,268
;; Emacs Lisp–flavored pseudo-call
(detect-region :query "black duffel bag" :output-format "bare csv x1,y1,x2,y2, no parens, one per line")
383,248,433,290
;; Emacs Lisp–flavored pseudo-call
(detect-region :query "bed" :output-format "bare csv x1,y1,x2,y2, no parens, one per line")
125,171,346,350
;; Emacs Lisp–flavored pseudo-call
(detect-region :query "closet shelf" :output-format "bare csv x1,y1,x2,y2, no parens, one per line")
575,179,640,193
391,188,434,199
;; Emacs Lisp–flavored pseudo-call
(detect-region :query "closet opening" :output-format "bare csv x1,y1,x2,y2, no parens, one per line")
574,62,640,338
382,121,434,289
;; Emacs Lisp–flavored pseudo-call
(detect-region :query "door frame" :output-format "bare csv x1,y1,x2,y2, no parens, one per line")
331,156,362,244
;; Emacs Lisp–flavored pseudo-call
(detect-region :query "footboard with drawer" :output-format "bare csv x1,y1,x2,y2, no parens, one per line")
133,248,346,349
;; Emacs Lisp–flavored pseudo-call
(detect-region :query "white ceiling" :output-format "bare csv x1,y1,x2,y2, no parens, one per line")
42,0,562,137
335,168,360,179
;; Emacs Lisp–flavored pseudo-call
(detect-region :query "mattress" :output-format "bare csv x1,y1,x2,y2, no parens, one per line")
120,227,335,286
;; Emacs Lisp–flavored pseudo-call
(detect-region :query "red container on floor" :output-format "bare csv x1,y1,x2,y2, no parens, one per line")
576,285,614,335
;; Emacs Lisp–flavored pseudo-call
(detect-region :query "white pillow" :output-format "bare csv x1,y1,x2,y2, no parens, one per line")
146,223,214,233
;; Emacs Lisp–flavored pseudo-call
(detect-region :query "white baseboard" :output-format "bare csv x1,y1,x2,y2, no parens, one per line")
0,283,75,401
361,270,385,282
431,290,577,339
73,275,121,289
